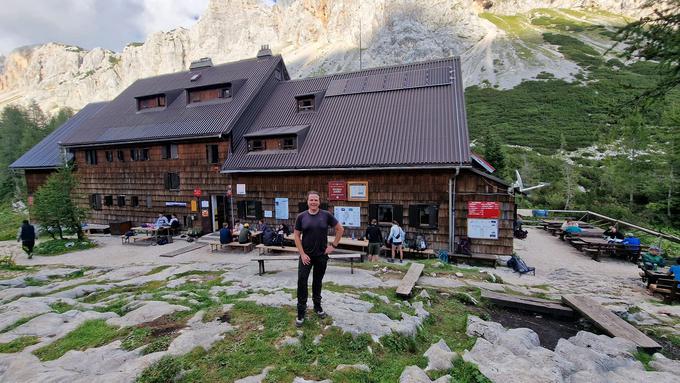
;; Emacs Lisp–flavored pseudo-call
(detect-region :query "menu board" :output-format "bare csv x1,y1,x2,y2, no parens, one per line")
467,219,499,240
328,181,347,201
468,201,501,219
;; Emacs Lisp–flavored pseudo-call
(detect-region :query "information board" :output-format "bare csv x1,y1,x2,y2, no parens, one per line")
275,198,289,220
467,218,499,240
334,206,361,228
467,201,501,219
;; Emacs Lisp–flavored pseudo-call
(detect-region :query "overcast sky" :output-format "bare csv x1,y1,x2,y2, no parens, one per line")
0,0,211,56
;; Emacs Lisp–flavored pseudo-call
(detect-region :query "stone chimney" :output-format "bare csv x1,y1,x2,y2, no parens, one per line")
256,44,272,58
189,57,213,70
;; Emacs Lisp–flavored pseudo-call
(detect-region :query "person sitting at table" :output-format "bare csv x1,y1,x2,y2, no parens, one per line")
622,233,641,261
155,214,169,228
234,220,244,234
278,223,291,236
666,258,680,287
603,226,624,243
219,223,233,244
641,246,665,270
561,220,582,235
168,215,180,234
257,219,268,232
238,223,252,244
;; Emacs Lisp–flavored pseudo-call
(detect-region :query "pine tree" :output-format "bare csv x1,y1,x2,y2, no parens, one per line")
31,166,86,240
483,132,505,177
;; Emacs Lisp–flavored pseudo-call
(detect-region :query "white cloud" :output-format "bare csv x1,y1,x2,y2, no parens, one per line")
0,0,209,55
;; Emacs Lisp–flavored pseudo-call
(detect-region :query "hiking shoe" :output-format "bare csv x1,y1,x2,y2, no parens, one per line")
315,309,327,319
388,258,394,263
399,259,403,263
295,317,305,327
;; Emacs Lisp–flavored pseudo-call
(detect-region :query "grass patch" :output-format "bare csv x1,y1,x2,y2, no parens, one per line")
34,239,96,256
0,314,41,333
633,350,654,371
532,284,551,291
23,277,47,286
33,319,123,361
360,292,414,320
136,355,185,383
144,265,171,276
0,336,39,353
0,203,27,241
49,301,76,314
92,298,130,316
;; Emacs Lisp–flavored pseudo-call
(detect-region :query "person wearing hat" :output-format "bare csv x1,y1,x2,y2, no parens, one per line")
641,246,665,270
238,223,252,244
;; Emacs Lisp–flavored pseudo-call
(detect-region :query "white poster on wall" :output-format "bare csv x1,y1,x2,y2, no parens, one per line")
334,206,361,228
236,184,246,195
467,219,499,240
264,210,273,218
275,198,289,220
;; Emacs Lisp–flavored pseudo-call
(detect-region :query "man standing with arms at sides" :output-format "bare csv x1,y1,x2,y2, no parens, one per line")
294,191,344,327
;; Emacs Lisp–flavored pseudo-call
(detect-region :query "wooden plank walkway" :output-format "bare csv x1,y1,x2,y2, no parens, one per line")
159,243,207,258
481,290,574,318
396,262,425,298
562,294,661,351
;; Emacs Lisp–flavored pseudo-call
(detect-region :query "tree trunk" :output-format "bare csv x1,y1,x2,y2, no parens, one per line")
669,165,674,219
58,226,63,240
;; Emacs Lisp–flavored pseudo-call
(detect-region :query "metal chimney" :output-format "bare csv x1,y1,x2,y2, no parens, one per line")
256,44,272,58
189,57,213,70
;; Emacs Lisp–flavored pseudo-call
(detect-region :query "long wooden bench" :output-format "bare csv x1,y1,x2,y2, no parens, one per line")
210,241,254,253
380,246,436,259
449,253,498,268
131,236,153,245
255,244,300,255
251,253,361,275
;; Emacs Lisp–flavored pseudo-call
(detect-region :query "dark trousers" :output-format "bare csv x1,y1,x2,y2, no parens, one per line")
22,240,35,255
297,255,328,317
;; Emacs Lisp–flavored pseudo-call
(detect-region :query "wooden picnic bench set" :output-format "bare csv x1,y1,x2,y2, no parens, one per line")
640,268,680,303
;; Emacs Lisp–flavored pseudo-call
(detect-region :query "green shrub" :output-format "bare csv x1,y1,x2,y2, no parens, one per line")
34,239,96,256
0,336,39,353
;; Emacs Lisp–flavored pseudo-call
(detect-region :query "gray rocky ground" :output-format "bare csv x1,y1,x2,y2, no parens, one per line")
0,229,678,382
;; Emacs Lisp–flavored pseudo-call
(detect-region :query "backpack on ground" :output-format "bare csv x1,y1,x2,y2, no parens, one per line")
506,255,535,276
157,237,169,246
415,235,427,251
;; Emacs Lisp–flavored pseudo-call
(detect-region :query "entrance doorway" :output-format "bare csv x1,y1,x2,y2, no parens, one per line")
213,196,228,232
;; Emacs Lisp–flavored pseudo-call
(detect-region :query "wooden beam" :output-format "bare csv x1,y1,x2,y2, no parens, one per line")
562,294,661,351
481,290,574,318
159,243,206,257
396,262,425,298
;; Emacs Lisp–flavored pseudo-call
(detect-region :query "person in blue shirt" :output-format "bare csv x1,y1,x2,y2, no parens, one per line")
219,223,233,244
667,258,680,287
622,233,641,261
155,214,169,228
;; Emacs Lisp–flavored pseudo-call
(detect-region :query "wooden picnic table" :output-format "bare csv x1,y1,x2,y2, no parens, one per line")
285,234,368,251
642,268,670,287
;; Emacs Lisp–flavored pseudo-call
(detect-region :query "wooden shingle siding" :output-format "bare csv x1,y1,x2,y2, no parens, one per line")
229,169,513,255
73,139,231,225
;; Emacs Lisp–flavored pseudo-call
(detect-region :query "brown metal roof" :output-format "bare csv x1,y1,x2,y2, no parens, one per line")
59,55,282,146
223,57,470,171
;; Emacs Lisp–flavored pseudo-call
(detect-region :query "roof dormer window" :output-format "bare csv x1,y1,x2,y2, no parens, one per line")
188,84,232,104
137,94,166,110
296,95,315,112
248,139,265,152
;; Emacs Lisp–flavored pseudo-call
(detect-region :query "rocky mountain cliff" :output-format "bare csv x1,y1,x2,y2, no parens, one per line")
0,0,649,114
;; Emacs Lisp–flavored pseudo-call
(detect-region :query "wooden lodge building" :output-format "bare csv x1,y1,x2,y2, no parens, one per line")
11,47,515,255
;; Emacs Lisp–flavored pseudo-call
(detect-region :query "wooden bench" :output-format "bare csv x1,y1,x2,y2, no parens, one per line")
396,262,425,298
650,277,680,303
131,236,153,245
449,253,498,268
255,244,299,255
210,241,254,253
380,247,436,259
251,253,361,275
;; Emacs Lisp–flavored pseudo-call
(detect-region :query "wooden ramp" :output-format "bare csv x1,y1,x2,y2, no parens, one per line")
160,243,207,258
396,262,425,298
562,294,661,351
481,290,574,318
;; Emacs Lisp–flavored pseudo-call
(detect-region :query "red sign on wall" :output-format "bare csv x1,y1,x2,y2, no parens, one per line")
467,201,501,219
328,181,347,201
193,188,202,198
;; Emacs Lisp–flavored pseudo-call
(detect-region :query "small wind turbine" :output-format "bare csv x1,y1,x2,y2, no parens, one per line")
512,170,549,193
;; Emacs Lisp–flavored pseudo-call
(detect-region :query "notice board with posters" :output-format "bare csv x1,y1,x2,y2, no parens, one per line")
467,201,501,219
467,219,499,240
334,206,361,227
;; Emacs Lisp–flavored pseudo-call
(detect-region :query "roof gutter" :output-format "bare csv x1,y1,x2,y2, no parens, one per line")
60,134,226,149
221,164,472,174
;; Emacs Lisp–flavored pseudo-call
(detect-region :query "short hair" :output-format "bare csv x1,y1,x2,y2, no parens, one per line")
223,223,228,228
371,219,377,224
23,220,29,225
307,191,320,199
676,257,680,265
392,220,400,225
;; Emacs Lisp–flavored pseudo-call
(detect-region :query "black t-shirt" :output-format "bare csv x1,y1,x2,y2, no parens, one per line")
295,210,339,257
365,224,383,243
